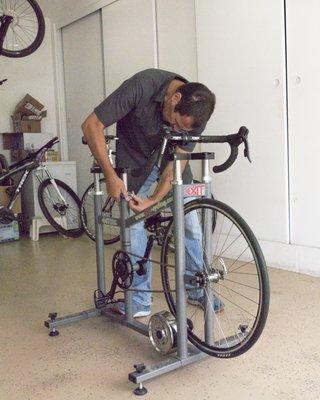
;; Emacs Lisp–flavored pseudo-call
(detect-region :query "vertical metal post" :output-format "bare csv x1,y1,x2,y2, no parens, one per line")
172,158,188,359
120,170,133,322
202,158,214,345
94,172,106,294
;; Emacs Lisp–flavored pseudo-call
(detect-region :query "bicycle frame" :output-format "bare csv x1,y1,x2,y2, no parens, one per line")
0,159,35,211
0,160,67,213
0,15,13,54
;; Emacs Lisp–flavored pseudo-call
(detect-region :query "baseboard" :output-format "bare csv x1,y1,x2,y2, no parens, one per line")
259,239,320,277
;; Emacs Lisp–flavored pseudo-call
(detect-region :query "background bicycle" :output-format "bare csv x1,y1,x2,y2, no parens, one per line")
0,137,84,237
0,0,45,58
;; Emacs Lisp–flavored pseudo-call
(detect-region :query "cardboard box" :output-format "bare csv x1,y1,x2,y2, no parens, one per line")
11,114,41,133
1,132,53,150
11,94,47,133
14,94,44,117
2,133,24,150
0,185,22,214
0,221,20,243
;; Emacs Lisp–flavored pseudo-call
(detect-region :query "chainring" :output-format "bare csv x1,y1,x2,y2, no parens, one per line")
112,250,134,290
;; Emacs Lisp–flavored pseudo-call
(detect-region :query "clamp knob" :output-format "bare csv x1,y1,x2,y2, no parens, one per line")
134,363,146,374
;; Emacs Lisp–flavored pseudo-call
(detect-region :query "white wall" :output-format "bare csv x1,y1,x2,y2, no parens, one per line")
0,18,59,160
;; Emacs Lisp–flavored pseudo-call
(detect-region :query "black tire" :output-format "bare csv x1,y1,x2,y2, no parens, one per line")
0,0,45,58
38,179,84,238
80,179,120,245
161,198,269,358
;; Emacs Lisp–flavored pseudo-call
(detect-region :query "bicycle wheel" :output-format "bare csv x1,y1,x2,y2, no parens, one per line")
80,178,120,245
161,198,269,358
38,179,84,238
0,0,45,58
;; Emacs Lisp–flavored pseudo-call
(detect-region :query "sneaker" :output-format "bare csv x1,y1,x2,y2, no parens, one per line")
188,295,224,313
113,300,151,318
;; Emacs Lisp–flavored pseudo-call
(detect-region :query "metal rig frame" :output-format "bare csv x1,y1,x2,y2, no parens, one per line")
44,153,215,394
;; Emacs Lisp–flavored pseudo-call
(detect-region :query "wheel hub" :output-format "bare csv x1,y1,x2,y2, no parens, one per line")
53,203,67,215
2,9,19,26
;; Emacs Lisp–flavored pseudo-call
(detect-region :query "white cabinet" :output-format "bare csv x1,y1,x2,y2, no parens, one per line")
286,0,320,248
195,0,289,243
22,161,77,226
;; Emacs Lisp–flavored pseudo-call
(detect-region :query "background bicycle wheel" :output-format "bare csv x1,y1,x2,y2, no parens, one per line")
81,178,120,245
0,0,45,58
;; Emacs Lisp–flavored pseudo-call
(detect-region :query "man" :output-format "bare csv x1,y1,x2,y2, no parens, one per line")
82,68,223,317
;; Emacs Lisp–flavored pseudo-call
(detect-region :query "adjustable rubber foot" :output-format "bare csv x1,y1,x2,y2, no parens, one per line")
134,383,148,396
48,313,59,337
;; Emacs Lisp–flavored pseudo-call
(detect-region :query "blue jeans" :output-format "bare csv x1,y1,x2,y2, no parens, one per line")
130,165,204,306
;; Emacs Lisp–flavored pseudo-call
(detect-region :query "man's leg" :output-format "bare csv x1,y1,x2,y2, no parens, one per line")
184,200,204,300
184,198,224,311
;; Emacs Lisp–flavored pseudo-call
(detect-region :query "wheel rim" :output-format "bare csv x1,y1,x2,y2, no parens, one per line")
42,183,82,231
0,0,42,54
81,180,120,243
161,200,269,357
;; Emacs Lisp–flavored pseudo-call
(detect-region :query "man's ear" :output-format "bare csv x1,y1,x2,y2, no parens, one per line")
172,91,182,105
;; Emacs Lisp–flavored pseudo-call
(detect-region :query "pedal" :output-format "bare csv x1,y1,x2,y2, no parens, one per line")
94,289,111,309
136,260,147,276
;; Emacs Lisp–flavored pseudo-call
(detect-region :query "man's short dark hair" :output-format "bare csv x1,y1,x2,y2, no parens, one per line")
174,82,216,129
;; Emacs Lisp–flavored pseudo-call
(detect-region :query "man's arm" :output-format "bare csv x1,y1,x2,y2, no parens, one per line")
129,146,189,212
81,73,145,201
81,112,128,201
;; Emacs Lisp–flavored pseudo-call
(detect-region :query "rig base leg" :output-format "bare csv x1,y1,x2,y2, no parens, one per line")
134,383,148,396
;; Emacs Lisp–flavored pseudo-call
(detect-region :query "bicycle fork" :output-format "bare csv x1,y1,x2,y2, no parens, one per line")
36,166,68,206
0,15,13,53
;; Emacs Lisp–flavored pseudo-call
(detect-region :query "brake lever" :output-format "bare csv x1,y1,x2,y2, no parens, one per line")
242,134,252,163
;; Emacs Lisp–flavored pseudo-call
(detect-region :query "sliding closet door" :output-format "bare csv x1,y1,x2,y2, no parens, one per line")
62,11,105,195
101,0,156,95
286,0,320,247
195,0,288,242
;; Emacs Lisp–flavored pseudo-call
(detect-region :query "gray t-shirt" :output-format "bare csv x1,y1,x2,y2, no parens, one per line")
94,68,205,192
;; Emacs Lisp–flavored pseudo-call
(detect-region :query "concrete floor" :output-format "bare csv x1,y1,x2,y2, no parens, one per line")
0,234,320,400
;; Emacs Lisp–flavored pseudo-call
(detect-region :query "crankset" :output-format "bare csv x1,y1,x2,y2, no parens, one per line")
112,250,134,289
94,250,134,309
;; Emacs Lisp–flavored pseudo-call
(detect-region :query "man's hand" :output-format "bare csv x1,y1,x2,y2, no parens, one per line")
105,173,129,202
128,194,156,213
